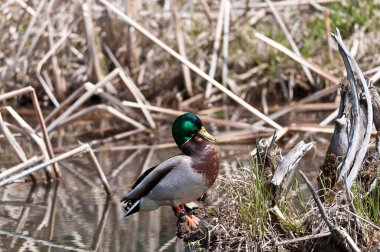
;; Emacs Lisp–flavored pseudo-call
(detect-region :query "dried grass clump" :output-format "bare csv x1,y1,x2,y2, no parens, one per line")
206,156,304,251
204,148,379,252
210,169,278,251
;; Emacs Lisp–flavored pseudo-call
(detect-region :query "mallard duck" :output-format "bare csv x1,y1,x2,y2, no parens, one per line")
121,113,220,228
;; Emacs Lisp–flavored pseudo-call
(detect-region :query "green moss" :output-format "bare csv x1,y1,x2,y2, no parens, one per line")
188,18,204,38
329,0,378,36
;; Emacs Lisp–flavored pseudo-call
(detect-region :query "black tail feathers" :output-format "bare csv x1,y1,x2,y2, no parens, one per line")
122,198,141,218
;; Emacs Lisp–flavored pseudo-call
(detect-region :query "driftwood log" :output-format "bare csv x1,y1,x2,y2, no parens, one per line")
304,28,380,252
320,28,379,192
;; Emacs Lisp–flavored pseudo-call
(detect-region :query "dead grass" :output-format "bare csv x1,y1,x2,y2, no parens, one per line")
202,148,380,251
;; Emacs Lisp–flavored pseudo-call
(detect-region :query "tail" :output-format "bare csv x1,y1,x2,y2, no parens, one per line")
121,197,141,218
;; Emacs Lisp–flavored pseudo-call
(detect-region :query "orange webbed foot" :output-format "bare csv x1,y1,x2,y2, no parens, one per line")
186,214,200,228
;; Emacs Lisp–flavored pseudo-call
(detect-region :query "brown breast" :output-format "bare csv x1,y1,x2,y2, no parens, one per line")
181,134,220,185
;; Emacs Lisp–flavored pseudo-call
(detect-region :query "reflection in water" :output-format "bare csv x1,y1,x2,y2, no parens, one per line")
0,139,322,251
0,145,229,251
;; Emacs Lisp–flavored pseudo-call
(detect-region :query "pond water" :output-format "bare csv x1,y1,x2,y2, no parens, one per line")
0,135,261,251
0,113,327,251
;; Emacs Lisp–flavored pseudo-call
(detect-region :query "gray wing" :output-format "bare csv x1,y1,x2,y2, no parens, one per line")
123,155,191,200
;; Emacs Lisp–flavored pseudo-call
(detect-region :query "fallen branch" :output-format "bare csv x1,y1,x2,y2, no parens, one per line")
299,170,361,252
0,144,112,196
275,232,331,246
0,86,59,178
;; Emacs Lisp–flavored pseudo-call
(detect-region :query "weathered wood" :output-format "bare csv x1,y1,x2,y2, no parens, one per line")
271,140,315,197
272,140,315,186
320,29,376,191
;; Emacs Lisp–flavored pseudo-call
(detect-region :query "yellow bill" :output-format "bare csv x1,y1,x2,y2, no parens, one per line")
199,126,216,142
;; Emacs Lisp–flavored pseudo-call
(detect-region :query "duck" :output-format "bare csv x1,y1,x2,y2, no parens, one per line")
121,113,220,228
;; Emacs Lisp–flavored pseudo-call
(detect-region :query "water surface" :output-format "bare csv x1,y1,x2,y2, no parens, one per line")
0,137,259,251
0,114,326,251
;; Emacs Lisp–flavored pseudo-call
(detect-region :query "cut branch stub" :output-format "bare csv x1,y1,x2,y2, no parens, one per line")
271,140,315,197
320,28,375,191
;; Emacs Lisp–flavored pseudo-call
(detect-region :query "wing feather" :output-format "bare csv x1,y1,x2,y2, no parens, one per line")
122,155,189,200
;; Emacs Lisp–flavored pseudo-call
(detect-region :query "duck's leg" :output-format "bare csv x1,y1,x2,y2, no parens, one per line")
173,204,186,217
173,204,200,229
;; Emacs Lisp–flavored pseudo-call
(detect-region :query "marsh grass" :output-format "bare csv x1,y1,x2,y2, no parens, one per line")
208,148,308,251
352,176,380,225
207,145,380,251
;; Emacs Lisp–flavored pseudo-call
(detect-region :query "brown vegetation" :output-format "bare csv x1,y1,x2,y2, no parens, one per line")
1,0,380,251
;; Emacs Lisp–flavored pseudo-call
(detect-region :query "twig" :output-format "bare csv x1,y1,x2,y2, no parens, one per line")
299,170,334,228
205,0,225,98
109,149,143,178
324,11,333,61
2,106,55,180
319,108,339,126
289,123,377,134
200,0,213,24
0,229,90,252
41,86,85,128
275,232,331,246
99,0,283,131
13,0,46,66
216,130,272,143
171,0,193,96
90,128,145,146
299,170,361,252
0,113,28,162
83,81,141,119
140,146,155,176
252,85,339,128
243,0,338,9
123,100,251,128
47,69,120,132
36,27,70,107
265,0,315,86
59,104,146,130
14,0,37,16
0,156,42,180
181,88,217,108
289,124,334,133
121,100,252,129
95,143,176,152
0,144,112,196
48,19,67,100
118,70,157,129
343,209,380,231
262,88,268,115
26,21,49,59
222,0,230,87
222,0,235,95
91,198,111,251
254,31,338,84
83,1,115,93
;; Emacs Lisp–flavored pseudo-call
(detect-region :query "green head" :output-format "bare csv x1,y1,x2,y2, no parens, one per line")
172,113,215,148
